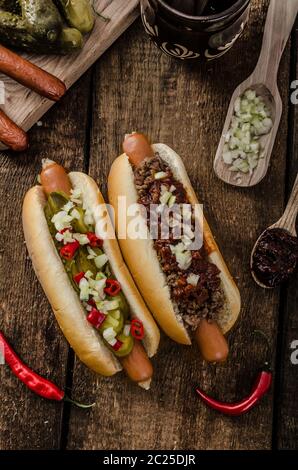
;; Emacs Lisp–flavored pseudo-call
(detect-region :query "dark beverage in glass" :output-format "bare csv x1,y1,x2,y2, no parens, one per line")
141,0,251,61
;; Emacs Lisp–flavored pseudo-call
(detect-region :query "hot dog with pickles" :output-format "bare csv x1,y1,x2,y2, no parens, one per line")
108,133,241,362
22,160,160,388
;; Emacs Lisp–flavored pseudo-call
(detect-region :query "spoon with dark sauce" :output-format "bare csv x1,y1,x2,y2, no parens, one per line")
251,174,298,288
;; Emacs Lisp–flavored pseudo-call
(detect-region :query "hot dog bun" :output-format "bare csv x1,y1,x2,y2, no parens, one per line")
22,172,160,381
108,144,241,345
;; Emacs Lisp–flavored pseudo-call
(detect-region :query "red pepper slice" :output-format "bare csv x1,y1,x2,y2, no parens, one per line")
60,241,80,260
87,298,96,308
73,272,85,284
59,228,72,235
112,339,123,352
104,279,121,296
131,319,144,340
87,308,106,329
87,232,103,248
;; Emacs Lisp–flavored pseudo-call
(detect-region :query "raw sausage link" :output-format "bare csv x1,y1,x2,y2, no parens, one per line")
0,109,28,151
0,44,66,101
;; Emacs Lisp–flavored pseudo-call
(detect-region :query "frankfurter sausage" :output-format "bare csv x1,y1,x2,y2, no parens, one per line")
109,133,241,363
195,319,229,363
0,45,66,101
40,159,72,196
121,340,154,383
0,109,28,152
23,159,159,388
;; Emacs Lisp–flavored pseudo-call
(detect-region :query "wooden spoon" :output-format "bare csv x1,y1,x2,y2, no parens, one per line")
250,173,298,288
214,0,298,187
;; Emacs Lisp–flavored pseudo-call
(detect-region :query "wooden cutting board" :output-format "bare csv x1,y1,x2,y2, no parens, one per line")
0,0,139,150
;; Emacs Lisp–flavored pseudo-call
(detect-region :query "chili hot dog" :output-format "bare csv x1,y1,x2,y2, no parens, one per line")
22,160,159,388
108,133,241,362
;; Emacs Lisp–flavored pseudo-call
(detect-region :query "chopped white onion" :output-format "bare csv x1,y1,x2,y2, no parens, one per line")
70,208,81,220
123,325,131,337
223,88,273,175
154,171,167,180
73,233,89,245
168,195,176,208
51,211,73,231
70,188,82,204
94,254,108,269
170,242,192,270
160,191,172,205
62,201,74,213
187,273,200,286
79,278,91,301
87,246,97,259
103,327,117,344
108,337,117,347
85,270,94,279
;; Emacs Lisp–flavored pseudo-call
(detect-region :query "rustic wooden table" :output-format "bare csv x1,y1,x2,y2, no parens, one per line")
0,0,297,451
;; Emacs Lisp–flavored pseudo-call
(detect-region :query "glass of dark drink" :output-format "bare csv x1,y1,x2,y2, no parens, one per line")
140,0,251,61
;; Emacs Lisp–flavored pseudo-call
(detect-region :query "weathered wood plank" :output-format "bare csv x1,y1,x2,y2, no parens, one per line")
276,21,298,451
67,0,292,450
0,74,90,449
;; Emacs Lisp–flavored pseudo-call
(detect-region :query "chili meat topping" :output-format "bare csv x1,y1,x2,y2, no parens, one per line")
133,154,224,329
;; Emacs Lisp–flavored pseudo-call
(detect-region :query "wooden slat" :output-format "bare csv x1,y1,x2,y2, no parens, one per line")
0,74,90,449
276,20,298,451
67,0,292,450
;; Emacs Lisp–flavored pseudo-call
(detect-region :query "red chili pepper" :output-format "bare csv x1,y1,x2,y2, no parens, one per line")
195,331,273,416
112,339,123,352
60,240,80,260
104,279,121,296
131,319,144,340
87,308,106,329
73,272,85,284
196,369,272,416
86,232,103,248
0,331,94,408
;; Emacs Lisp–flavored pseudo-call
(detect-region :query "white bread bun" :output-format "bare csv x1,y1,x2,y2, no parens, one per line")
108,144,241,345
22,173,160,379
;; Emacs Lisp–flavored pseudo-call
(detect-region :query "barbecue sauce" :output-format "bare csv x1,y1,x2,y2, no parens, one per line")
252,228,298,288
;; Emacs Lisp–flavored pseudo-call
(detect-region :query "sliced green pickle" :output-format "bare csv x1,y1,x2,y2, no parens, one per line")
48,191,69,214
99,310,124,335
109,293,129,319
76,247,97,277
72,207,90,233
114,333,134,358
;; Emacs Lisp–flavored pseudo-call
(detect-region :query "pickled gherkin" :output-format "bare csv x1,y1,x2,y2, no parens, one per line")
20,0,63,43
72,206,90,234
56,0,94,34
47,191,69,214
76,247,97,277
0,11,82,54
